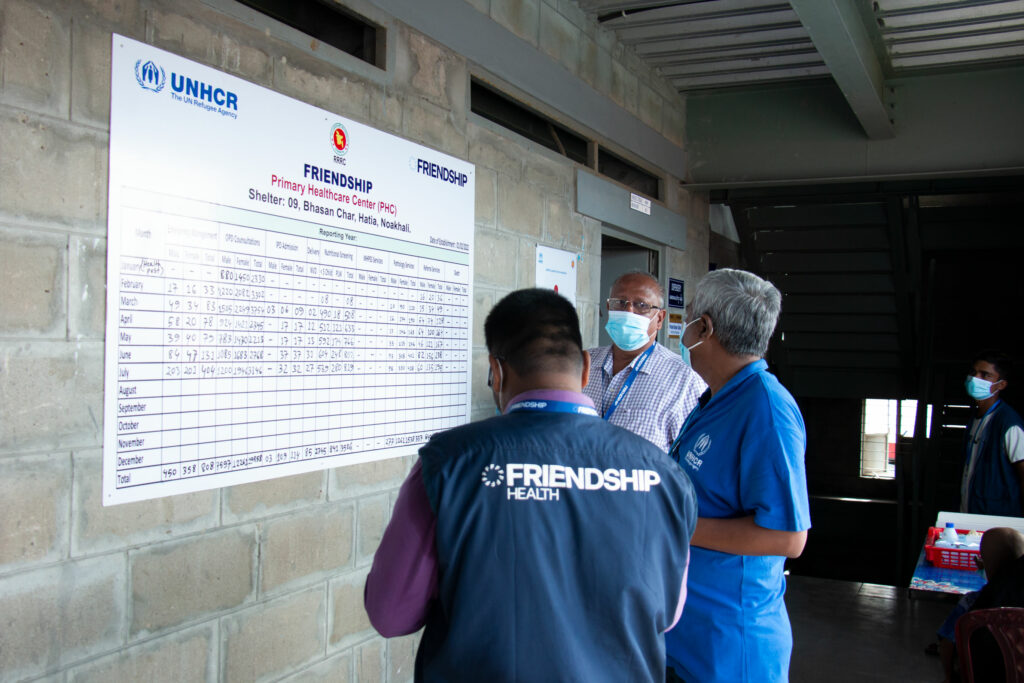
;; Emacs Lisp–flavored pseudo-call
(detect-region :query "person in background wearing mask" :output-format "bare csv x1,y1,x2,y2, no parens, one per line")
666,268,810,683
960,350,1024,516
584,271,706,453
364,288,697,682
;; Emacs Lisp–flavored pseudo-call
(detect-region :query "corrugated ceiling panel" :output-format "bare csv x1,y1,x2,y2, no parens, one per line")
609,9,802,44
669,65,829,90
875,0,1024,69
643,41,817,66
888,27,1024,54
893,44,1024,68
579,0,1024,93
875,1,1024,30
634,26,812,57
657,50,822,76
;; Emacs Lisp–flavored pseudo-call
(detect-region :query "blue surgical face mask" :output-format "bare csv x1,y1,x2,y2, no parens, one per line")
679,316,704,366
605,310,654,351
965,375,999,401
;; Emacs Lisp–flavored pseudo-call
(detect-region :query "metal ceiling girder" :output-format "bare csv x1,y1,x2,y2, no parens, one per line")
790,0,896,139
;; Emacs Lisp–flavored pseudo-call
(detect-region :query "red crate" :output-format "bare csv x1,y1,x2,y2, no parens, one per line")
924,527,981,570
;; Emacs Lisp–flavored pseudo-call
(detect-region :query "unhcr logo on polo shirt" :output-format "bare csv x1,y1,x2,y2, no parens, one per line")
684,433,712,472
480,463,663,502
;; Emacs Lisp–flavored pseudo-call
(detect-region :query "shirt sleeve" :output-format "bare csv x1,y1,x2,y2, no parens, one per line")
364,459,438,637
676,369,707,422
740,388,811,533
658,361,707,454
1004,425,1024,464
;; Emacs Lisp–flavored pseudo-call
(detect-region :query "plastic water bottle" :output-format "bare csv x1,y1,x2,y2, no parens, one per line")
941,522,959,544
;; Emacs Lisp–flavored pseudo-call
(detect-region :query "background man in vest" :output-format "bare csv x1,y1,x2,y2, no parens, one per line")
584,271,705,453
667,269,810,683
365,288,697,682
961,349,1024,516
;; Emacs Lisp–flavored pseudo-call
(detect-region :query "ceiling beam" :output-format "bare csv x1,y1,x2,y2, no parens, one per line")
790,0,895,139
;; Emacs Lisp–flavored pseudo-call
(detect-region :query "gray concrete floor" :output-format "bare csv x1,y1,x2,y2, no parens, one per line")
787,575,954,683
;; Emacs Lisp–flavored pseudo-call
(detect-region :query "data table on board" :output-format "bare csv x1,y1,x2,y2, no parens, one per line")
112,190,471,496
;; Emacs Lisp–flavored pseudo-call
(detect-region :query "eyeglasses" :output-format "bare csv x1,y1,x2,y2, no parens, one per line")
607,298,661,316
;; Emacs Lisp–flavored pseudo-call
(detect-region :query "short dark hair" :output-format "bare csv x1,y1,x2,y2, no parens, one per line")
972,349,1013,382
484,289,584,377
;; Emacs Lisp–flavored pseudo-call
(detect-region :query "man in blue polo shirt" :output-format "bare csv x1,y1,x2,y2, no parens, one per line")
366,288,697,682
666,268,811,683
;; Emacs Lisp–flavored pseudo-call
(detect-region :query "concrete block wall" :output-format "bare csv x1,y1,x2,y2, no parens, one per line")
0,0,705,680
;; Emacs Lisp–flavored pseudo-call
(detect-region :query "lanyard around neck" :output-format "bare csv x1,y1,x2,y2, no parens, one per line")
507,399,599,417
602,344,657,421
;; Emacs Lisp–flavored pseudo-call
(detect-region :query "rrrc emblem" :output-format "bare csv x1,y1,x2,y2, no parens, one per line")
330,122,349,155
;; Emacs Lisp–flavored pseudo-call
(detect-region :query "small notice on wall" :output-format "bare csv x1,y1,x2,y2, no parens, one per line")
667,313,683,339
535,245,578,306
103,35,475,505
629,193,651,215
668,278,685,308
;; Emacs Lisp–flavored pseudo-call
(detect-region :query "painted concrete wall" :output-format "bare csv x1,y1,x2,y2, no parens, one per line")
0,0,705,681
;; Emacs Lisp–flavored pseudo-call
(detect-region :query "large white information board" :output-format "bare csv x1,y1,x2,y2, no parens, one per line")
104,36,474,505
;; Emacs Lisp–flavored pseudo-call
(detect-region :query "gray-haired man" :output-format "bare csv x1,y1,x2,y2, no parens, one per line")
665,268,811,683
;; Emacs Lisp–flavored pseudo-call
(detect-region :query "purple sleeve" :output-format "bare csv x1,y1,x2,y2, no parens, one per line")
364,459,439,637
667,561,689,631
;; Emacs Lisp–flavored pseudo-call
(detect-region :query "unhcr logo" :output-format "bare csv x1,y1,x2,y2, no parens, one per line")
135,59,165,93
684,432,712,473
693,433,712,457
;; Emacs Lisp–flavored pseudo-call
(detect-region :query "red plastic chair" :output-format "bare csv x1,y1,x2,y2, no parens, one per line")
956,607,1024,683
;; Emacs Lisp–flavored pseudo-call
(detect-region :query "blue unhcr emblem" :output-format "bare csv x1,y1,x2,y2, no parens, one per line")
135,59,165,92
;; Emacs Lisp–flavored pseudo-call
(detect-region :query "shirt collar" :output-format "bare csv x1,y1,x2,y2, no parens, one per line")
982,399,1002,418
706,358,768,406
503,389,596,414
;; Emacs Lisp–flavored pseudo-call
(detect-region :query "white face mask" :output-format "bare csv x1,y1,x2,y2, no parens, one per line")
679,316,703,366
605,310,655,352
965,375,999,401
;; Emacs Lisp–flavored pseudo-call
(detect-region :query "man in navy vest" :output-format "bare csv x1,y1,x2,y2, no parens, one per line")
960,350,1024,517
365,288,697,682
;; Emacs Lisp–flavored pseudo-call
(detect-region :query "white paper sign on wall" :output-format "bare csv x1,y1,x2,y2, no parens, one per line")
629,192,651,215
535,245,578,307
104,35,475,505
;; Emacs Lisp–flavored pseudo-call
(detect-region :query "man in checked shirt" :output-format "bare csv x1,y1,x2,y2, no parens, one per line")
583,271,706,453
